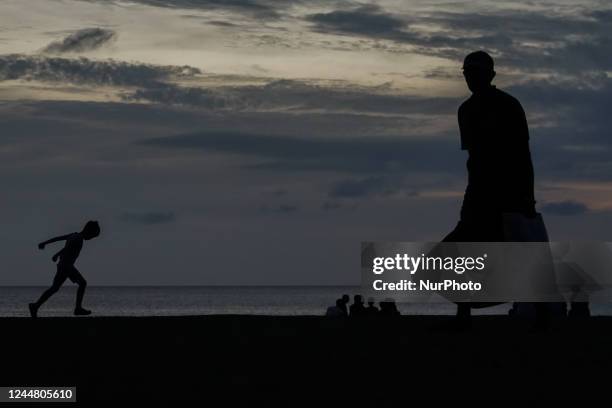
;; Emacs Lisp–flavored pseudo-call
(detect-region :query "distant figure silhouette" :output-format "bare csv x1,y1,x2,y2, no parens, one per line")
338,294,350,317
349,295,366,317
551,242,593,319
568,302,590,318
29,221,101,318
365,298,379,316
443,51,537,324
379,299,400,317
326,299,346,317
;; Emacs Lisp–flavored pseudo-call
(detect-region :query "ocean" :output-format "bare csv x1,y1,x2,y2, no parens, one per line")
2,286,611,317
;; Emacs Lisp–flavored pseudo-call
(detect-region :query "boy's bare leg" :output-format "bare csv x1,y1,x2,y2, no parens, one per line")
29,273,66,318
34,285,60,306
71,271,91,315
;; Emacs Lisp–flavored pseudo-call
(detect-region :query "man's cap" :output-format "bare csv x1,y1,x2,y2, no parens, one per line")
463,51,494,71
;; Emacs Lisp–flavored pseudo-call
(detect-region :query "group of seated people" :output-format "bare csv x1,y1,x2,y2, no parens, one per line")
326,294,400,317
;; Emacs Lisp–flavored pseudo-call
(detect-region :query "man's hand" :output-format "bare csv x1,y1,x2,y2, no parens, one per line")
52,254,59,263
38,243,45,250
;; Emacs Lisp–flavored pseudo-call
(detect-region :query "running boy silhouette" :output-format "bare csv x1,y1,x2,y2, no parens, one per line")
29,220,101,318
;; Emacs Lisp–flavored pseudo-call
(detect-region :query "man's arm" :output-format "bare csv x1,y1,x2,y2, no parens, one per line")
457,102,471,150
38,234,73,250
513,99,530,142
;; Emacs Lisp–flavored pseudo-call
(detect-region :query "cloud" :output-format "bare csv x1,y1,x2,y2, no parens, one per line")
505,76,612,182
140,130,461,174
321,201,357,211
206,20,238,27
126,84,241,110
541,200,589,216
0,54,201,87
4,57,612,185
328,175,412,198
259,203,299,214
321,201,342,210
80,0,294,19
305,5,612,74
125,78,458,116
305,5,512,59
125,74,612,185
119,211,176,224
41,28,117,54
0,54,456,118
307,5,406,37
261,188,288,197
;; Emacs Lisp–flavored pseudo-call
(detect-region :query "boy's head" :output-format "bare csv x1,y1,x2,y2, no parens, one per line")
81,220,101,240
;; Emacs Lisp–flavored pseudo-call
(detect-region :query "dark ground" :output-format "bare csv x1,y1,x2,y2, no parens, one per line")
1,315,610,406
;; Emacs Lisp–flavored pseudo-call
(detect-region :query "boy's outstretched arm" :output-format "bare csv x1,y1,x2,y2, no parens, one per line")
38,234,73,249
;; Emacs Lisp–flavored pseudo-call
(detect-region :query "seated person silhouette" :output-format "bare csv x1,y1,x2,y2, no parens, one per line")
29,220,101,318
326,299,346,317
379,299,401,317
349,295,366,317
365,298,379,316
443,51,537,325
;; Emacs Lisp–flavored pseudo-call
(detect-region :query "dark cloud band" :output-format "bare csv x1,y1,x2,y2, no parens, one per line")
0,54,201,86
42,28,117,54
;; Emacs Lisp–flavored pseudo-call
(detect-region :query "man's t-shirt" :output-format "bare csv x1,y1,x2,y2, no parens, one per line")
458,86,536,219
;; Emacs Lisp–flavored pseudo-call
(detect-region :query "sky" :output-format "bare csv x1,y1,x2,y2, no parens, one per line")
1,0,611,285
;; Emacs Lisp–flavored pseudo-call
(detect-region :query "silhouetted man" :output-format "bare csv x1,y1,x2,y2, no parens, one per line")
444,51,536,323
349,295,366,317
326,299,346,317
365,298,379,316
29,220,101,318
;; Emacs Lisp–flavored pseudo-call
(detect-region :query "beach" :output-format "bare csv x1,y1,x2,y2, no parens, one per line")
1,315,609,405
